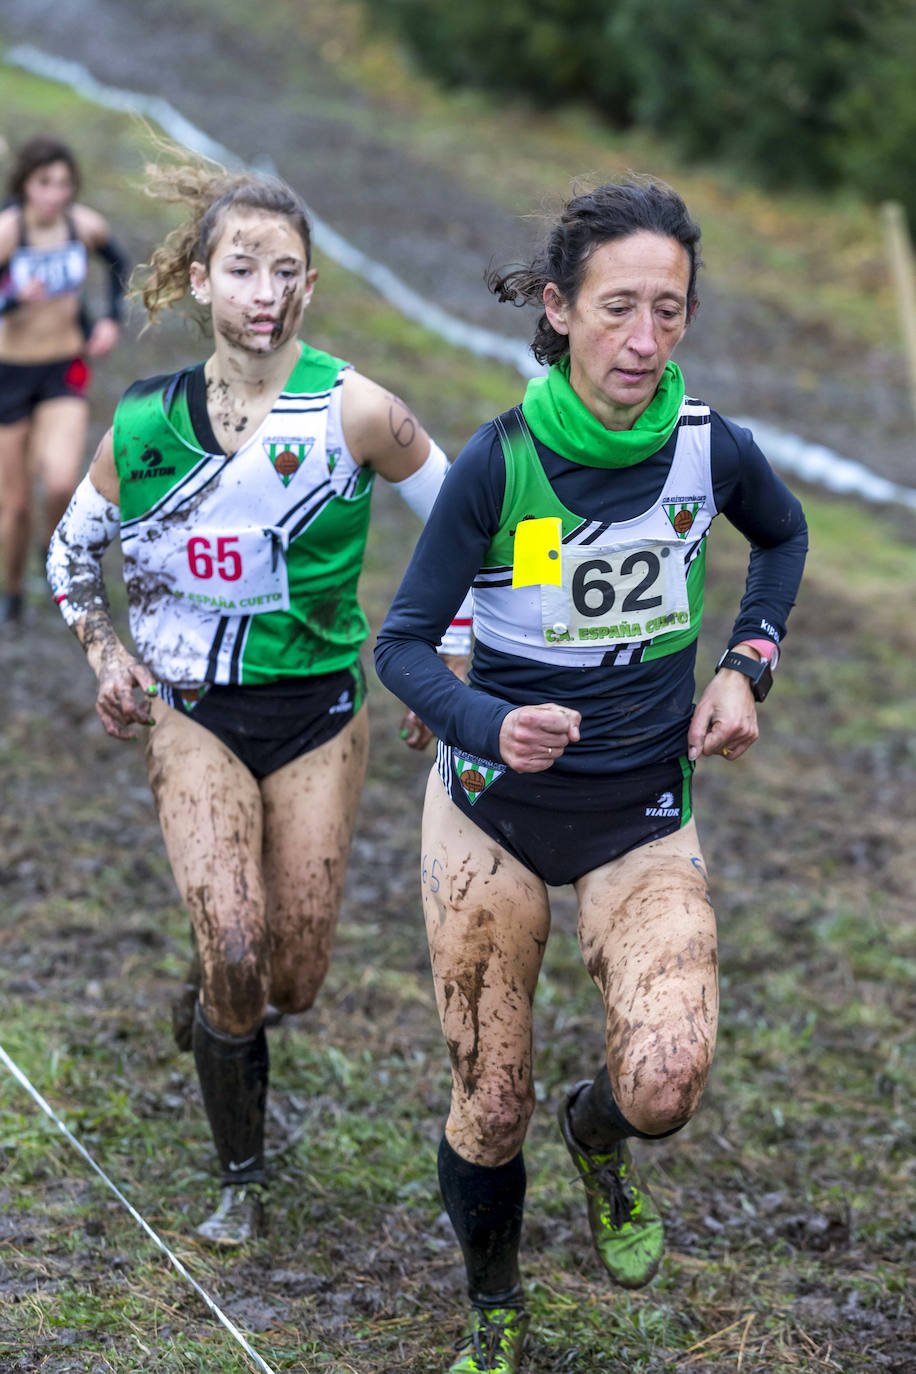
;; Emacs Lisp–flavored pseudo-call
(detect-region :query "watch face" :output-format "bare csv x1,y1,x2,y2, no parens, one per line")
752,661,773,702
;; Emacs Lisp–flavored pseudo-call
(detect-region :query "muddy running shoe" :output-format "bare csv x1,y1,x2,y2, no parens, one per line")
447,1305,529,1373
196,1184,267,1247
559,1081,664,1289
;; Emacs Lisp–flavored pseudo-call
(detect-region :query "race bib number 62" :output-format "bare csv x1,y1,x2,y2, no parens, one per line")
541,537,690,646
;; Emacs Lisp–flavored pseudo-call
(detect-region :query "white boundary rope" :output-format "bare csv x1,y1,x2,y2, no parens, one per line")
0,1044,279,1374
9,42,916,510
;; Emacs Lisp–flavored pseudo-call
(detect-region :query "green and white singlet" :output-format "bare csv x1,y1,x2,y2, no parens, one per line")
114,344,373,686
473,400,716,667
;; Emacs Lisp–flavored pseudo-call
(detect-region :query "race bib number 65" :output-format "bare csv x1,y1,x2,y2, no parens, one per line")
141,526,291,614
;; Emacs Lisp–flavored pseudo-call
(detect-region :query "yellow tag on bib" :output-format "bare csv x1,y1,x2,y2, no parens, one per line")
512,516,563,588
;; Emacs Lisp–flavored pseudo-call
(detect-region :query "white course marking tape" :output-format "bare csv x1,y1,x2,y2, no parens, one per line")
0,1043,279,1374
7,42,916,511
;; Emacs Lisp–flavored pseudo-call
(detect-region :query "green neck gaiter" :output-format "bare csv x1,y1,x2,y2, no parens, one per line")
521,356,685,468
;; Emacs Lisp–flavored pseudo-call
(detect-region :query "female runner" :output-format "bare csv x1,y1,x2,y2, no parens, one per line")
48,159,468,1245
376,178,808,1372
0,136,128,622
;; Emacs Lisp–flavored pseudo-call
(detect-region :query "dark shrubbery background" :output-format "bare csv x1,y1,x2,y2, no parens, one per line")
368,0,916,215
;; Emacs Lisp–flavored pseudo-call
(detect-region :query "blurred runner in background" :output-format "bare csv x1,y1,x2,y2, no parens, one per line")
0,136,128,623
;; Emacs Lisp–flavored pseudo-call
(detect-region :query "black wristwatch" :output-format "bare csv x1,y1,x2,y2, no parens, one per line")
715,649,774,702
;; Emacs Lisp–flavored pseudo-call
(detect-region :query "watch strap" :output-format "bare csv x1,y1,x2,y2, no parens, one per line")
716,649,773,701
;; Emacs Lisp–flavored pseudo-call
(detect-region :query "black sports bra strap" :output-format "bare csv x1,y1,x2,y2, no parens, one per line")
16,208,81,248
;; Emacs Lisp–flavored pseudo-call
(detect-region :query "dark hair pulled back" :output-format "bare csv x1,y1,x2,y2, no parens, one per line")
488,176,702,366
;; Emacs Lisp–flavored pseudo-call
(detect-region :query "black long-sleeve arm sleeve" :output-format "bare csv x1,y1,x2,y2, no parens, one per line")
94,237,130,322
712,415,808,648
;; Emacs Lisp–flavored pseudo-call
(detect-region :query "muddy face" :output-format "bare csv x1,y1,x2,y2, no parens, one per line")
190,208,316,357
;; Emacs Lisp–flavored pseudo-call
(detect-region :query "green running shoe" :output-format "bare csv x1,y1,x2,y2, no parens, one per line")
447,1304,529,1373
196,1184,267,1247
559,1081,664,1289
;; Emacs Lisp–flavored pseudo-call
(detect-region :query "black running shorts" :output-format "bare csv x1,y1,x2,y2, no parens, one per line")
435,741,693,886
0,357,91,424
159,665,365,780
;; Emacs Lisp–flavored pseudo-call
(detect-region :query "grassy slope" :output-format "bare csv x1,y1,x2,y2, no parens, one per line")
0,44,914,1374
278,0,898,351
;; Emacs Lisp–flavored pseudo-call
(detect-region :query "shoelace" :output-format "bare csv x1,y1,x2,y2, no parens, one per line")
582,1156,636,1229
456,1311,523,1361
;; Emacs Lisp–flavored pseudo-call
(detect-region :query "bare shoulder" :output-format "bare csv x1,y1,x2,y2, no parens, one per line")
340,369,428,477
88,428,120,503
340,368,390,428
71,202,112,246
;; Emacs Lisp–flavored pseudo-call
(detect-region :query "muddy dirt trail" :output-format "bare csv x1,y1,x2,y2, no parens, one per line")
2,0,915,486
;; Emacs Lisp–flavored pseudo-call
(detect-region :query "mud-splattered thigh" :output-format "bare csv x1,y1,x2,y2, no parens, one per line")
146,696,268,1032
574,819,718,1131
259,705,369,1012
421,769,550,1165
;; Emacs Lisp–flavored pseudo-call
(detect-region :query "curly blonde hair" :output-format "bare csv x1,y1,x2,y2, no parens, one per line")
132,153,312,325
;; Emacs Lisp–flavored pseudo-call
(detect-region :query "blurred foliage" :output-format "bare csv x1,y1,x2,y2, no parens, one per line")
367,0,636,121
369,0,916,215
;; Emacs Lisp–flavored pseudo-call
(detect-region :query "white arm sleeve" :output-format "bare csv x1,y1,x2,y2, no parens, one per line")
46,475,121,627
391,441,473,657
390,440,451,522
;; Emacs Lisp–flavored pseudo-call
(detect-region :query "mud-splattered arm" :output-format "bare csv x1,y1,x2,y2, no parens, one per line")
46,471,119,630
47,433,156,739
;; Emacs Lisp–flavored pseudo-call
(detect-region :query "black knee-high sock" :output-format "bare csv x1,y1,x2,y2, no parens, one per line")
438,1136,526,1307
192,1002,268,1186
570,1066,687,1149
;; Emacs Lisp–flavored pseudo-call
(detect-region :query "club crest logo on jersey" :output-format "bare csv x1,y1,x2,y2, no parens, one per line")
327,447,341,474
263,436,315,486
454,752,506,806
664,497,705,538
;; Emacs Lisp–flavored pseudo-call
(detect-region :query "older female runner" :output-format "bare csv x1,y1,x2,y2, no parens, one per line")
0,136,128,622
48,159,468,1245
376,178,807,1372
